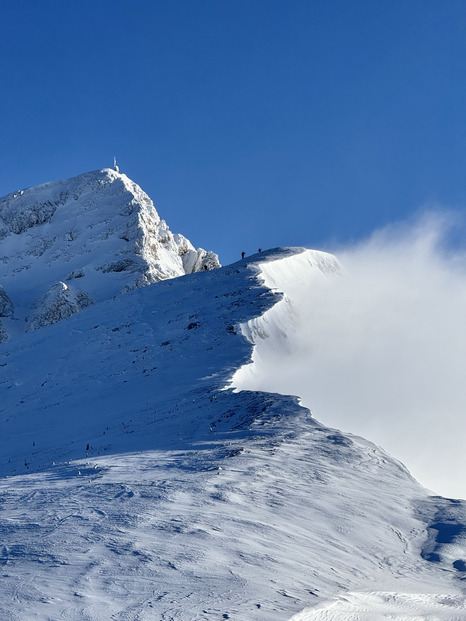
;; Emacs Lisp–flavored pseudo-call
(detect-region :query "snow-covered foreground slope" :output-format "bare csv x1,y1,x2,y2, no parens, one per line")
0,168,219,338
290,591,466,620
0,248,465,620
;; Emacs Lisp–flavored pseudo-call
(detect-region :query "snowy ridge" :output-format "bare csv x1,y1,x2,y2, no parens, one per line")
0,168,219,337
232,248,342,387
0,247,465,619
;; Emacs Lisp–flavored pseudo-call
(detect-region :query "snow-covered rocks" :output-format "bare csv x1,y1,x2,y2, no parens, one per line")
27,281,94,332
0,321,6,343
0,287,14,341
0,285,14,317
0,168,220,337
0,192,60,237
175,233,220,273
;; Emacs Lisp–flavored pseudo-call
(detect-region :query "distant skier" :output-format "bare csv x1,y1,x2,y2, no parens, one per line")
204,265,208,271
258,248,262,253
241,251,245,259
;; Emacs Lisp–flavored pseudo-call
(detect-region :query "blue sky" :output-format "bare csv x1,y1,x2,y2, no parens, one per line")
1,0,465,265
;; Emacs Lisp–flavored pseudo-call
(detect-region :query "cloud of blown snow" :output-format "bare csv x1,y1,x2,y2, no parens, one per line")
235,211,466,499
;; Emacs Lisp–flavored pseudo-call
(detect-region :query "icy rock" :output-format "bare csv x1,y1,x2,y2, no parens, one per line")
184,247,220,273
175,233,221,273
27,282,94,332
66,268,85,280
0,320,6,343
0,286,14,317
97,258,140,274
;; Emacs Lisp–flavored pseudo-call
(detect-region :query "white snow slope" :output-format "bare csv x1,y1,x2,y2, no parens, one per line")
0,168,219,338
0,176,465,620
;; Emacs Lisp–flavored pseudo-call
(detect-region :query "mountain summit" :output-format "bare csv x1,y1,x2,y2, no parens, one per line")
0,168,219,338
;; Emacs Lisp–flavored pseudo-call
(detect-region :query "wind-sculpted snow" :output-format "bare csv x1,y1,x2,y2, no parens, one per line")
0,248,465,620
0,168,220,338
290,591,466,620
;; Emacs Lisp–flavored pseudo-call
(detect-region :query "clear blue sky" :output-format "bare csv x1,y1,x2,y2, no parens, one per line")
1,0,465,265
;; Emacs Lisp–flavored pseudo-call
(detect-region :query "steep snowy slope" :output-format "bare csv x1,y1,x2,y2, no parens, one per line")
231,249,342,388
0,248,465,620
0,168,219,338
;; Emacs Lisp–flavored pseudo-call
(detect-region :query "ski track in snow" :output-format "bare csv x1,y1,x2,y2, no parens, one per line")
0,246,465,619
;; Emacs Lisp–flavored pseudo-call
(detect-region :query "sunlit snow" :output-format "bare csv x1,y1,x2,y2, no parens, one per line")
0,172,465,620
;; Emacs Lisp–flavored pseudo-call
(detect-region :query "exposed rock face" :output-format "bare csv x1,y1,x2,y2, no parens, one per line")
0,321,6,343
27,282,94,332
0,168,220,337
0,286,14,317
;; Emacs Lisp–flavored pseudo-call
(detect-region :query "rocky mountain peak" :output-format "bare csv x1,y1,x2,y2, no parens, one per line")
0,168,220,338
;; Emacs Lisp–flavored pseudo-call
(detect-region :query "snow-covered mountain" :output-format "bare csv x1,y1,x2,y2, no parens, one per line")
0,172,465,620
0,168,219,338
